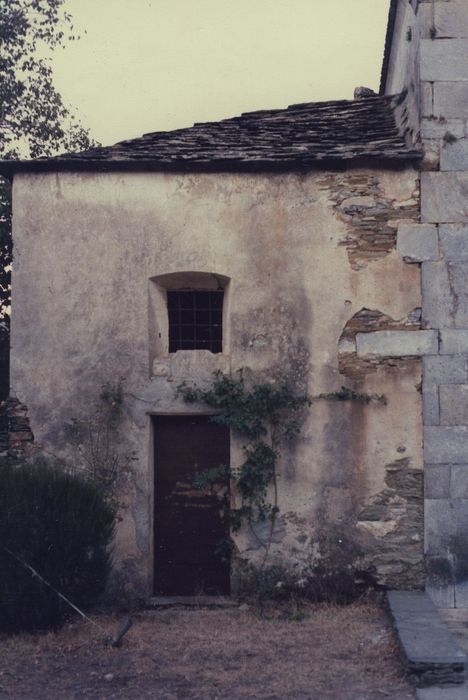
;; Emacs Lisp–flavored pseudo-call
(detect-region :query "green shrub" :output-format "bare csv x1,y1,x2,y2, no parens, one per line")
0,457,115,632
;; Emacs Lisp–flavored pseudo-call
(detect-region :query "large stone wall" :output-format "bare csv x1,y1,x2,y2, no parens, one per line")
420,0,468,607
386,0,468,607
10,167,424,597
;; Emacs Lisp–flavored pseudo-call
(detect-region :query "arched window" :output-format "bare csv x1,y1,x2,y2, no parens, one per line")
149,272,230,360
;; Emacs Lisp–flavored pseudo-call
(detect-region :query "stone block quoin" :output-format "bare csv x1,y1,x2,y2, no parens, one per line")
397,223,438,262
414,0,468,606
356,330,438,357
419,1,468,179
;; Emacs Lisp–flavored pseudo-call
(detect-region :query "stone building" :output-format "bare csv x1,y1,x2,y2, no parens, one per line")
1,0,468,604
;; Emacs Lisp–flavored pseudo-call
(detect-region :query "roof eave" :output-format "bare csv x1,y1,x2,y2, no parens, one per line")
0,151,423,177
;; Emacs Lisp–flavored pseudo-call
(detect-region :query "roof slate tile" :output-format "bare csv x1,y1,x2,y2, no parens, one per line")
0,94,421,174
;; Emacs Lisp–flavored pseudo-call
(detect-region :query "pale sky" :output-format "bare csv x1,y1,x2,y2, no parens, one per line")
52,0,391,146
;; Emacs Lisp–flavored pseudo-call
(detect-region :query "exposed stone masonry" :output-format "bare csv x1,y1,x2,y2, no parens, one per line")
0,397,34,459
320,172,419,269
338,307,422,379
358,459,424,589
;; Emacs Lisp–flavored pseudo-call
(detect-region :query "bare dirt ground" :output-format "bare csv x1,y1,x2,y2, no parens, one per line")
0,597,415,700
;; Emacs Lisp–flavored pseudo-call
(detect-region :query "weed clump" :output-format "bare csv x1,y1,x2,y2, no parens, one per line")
237,562,375,610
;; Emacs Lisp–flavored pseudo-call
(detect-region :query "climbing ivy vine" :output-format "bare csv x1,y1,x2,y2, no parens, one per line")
177,370,310,562
317,385,387,405
177,370,387,566
64,378,136,506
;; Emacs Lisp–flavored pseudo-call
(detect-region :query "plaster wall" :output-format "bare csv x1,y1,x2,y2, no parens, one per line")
11,167,422,597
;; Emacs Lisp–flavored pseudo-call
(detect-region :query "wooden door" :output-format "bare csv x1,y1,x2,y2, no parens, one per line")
153,415,230,595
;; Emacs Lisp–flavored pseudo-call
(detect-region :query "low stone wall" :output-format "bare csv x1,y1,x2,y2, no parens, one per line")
0,397,34,460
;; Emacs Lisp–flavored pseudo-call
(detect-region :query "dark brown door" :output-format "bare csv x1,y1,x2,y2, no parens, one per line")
153,415,230,595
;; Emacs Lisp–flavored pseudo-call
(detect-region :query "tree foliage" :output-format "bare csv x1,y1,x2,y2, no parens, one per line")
0,0,96,397
0,0,93,159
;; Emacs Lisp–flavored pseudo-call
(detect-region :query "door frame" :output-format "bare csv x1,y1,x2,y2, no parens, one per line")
148,410,230,597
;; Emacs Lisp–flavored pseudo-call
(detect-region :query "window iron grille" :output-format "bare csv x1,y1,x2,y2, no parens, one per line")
167,290,223,353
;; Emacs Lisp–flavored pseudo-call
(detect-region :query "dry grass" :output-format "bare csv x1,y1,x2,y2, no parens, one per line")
0,597,414,699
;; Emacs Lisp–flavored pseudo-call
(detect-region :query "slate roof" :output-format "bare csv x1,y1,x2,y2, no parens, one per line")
0,93,421,174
